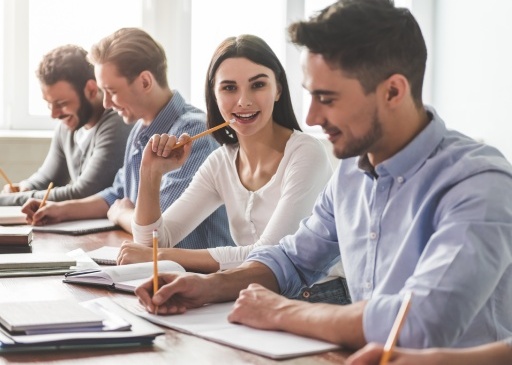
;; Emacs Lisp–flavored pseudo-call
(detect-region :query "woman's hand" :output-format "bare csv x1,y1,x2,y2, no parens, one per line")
117,241,153,265
140,133,193,176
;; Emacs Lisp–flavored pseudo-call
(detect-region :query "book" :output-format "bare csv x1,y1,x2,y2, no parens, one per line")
86,246,120,265
0,300,104,335
0,252,76,277
63,260,185,293
0,226,33,246
0,297,164,353
0,245,32,254
32,218,118,235
118,297,340,359
0,206,26,225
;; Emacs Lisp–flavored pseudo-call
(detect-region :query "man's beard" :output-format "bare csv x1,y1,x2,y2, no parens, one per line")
75,93,95,129
333,111,383,160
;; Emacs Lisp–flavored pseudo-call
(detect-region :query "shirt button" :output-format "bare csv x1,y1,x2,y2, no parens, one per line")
369,232,377,240
302,291,311,299
365,282,371,289
397,176,404,183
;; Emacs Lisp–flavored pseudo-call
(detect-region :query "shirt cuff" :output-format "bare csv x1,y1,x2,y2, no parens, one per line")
132,216,163,246
246,245,304,296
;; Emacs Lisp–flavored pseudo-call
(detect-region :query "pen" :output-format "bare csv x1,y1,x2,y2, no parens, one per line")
379,291,413,365
0,167,16,192
64,269,101,277
39,182,54,209
171,119,236,150
152,229,159,314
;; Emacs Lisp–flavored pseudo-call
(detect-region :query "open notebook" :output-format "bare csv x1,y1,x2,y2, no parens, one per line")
63,260,185,293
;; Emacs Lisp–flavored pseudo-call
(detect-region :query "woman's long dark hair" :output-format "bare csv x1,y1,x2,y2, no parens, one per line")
205,34,301,144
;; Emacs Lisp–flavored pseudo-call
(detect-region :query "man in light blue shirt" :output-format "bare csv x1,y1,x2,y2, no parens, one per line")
134,0,512,350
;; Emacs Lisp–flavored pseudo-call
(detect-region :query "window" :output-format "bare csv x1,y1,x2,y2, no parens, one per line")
3,1,512,162
190,0,286,113
3,0,409,133
0,0,414,132
1,0,144,130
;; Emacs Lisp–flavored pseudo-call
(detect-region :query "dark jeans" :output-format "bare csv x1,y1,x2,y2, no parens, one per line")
292,277,352,305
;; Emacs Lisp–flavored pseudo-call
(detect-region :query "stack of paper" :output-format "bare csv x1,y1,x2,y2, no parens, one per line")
0,297,164,353
0,300,106,335
0,253,76,277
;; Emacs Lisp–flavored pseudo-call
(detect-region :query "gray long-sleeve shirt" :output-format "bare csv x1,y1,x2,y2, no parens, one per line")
0,109,132,206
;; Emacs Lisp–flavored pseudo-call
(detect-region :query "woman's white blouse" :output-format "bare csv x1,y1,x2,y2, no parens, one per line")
132,131,334,270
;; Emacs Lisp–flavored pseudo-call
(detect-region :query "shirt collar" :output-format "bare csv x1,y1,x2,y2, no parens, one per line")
134,90,186,148
361,106,446,180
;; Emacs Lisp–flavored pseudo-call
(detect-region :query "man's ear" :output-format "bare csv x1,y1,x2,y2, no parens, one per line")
83,79,98,99
383,74,408,106
139,71,153,91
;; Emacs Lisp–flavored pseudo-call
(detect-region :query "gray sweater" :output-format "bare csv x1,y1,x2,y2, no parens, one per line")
0,109,132,206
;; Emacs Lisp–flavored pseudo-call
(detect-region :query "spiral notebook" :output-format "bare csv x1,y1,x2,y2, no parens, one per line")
33,219,118,235
86,246,120,265
118,297,340,359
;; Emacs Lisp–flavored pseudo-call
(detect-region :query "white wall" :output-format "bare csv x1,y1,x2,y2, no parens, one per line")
432,0,512,160
0,133,51,181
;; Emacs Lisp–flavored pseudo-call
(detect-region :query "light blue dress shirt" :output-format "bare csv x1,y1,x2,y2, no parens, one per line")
98,91,234,250
247,107,512,348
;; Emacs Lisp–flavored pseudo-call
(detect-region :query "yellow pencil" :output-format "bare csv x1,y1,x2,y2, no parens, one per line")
39,182,54,209
171,119,235,150
152,229,159,314
379,291,413,365
0,167,16,192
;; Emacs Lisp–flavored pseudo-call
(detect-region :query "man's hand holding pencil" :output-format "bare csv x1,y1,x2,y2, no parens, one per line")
22,198,62,226
21,182,61,226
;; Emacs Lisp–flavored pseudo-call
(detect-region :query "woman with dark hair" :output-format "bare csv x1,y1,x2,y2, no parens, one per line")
120,35,346,304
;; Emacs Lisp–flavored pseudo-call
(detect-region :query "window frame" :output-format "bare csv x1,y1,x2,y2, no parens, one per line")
1,0,429,133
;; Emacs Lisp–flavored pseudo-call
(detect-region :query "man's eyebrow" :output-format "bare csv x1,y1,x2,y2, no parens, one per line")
301,84,338,96
310,90,338,96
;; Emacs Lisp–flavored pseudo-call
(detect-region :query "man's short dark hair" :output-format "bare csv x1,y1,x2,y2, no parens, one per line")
36,45,95,95
289,0,427,106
